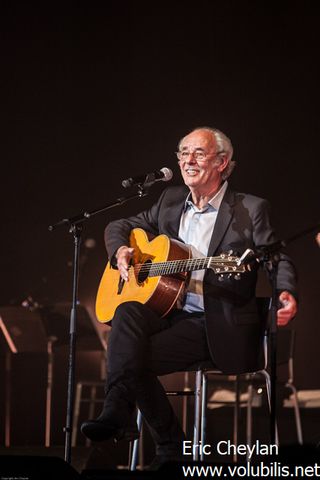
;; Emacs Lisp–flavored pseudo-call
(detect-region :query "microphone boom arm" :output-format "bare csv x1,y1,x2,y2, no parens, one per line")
48,187,149,231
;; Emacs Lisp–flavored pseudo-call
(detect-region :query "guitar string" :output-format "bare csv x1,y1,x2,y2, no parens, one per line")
134,257,239,271
123,257,243,279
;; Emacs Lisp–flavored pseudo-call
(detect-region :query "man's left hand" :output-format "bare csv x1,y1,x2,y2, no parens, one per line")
277,291,297,326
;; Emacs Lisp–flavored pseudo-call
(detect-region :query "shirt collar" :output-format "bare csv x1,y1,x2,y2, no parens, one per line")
184,181,228,212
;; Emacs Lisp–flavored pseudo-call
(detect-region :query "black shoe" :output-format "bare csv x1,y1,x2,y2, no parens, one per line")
81,383,139,442
81,406,139,442
81,417,139,442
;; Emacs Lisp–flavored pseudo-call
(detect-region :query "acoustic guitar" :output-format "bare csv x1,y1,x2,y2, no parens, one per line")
95,228,249,323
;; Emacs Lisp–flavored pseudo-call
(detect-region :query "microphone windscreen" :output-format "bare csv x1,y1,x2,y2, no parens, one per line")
160,167,173,181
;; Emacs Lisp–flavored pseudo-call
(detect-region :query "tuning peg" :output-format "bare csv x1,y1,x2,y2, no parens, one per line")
228,249,233,255
234,273,241,281
218,274,224,282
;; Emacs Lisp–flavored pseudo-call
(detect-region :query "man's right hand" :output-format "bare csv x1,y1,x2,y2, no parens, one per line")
116,246,134,281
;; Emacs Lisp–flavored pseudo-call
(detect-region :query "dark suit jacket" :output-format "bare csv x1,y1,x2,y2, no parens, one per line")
104,185,297,374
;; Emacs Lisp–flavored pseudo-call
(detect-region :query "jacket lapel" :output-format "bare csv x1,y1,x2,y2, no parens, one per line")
207,187,235,255
163,187,189,240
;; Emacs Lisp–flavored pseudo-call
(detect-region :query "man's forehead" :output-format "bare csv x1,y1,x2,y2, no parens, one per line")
180,130,216,149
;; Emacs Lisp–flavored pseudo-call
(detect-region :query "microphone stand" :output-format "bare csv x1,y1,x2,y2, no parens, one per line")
48,186,149,464
239,221,320,445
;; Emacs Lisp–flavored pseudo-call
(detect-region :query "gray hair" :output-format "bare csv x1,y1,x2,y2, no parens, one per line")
179,126,236,180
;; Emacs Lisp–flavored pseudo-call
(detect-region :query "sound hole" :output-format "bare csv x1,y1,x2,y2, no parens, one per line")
137,259,152,283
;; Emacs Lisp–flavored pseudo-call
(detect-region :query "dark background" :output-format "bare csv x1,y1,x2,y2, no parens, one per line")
0,0,319,446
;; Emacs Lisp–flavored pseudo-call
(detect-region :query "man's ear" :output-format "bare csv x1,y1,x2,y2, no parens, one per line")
217,155,229,173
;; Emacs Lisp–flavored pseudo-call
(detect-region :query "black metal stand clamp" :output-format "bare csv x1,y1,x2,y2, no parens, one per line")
48,186,150,464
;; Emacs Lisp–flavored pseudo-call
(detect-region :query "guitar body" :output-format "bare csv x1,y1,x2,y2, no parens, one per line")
95,228,191,323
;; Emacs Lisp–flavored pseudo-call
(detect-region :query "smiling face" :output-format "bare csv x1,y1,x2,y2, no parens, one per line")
178,129,228,199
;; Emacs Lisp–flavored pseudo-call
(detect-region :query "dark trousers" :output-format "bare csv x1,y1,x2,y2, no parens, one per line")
106,301,212,454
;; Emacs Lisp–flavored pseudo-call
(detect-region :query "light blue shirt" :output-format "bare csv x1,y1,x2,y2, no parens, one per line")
178,181,228,312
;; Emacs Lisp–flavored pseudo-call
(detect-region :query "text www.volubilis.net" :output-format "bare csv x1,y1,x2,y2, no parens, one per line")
181,461,320,478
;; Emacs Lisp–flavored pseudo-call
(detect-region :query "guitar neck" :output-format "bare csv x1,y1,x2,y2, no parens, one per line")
147,257,215,277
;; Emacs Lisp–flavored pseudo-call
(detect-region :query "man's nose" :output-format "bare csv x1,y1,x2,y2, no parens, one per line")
186,152,197,163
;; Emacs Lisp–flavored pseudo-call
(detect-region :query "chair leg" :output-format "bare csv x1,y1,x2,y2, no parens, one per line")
200,372,207,461
129,409,143,471
138,421,144,469
232,376,239,462
261,370,279,445
286,383,303,444
182,371,190,435
193,369,202,461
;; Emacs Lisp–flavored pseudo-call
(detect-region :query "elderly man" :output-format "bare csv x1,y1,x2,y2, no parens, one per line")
81,127,297,465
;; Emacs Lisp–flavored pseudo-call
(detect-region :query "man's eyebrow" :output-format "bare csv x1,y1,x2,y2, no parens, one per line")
180,146,205,151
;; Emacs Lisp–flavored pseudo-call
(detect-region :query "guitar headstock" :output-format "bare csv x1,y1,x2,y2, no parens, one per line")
209,252,251,280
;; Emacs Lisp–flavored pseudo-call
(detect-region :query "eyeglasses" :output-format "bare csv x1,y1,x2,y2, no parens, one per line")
176,149,224,163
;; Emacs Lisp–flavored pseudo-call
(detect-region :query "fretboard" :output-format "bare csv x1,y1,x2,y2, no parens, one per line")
142,257,214,277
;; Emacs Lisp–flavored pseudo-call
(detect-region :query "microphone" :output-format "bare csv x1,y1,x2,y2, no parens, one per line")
122,167,173,188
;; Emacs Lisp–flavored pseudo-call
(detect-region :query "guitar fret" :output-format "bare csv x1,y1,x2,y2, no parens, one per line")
148,258,211,277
